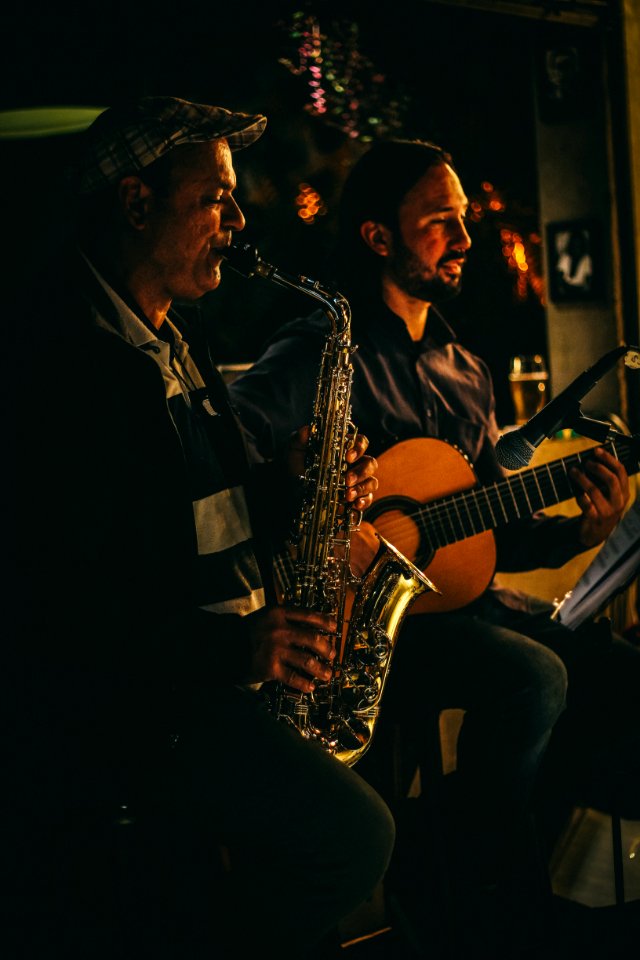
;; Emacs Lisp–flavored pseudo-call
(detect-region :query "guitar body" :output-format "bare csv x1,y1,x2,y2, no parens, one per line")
277,431,636,617
367,437,496,613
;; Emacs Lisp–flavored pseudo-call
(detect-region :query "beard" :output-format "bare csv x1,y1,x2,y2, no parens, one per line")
387,236,465,304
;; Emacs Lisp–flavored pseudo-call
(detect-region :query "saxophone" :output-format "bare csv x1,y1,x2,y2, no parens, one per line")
224,242,438,766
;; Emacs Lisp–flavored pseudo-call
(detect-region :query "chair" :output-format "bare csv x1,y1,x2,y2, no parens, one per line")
337,710,462,958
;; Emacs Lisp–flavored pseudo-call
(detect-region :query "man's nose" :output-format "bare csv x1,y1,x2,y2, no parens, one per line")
224,195,245,231
453,218,472,250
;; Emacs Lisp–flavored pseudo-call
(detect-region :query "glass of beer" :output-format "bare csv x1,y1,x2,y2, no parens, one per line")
508,354,549,425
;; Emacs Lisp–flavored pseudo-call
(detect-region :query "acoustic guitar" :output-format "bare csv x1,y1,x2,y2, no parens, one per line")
365,434,640,614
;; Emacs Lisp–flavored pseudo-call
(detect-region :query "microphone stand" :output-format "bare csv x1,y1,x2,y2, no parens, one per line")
529,344,640,447
560,406,620,444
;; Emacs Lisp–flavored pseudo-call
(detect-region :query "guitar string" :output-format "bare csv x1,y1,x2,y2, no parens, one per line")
376,443,637,547
367,438,637,549
272,440,637,567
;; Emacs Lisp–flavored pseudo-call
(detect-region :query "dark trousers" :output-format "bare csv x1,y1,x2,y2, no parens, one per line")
356,592,640,953
4,684,395,960
170,684,396,958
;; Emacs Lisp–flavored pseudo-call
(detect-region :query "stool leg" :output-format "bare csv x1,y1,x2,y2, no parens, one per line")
611,811,625,908
421,715,457,959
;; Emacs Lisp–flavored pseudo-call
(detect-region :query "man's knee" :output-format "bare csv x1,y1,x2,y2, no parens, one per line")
528,642,568,729
486,632,568,739
332,773,396,889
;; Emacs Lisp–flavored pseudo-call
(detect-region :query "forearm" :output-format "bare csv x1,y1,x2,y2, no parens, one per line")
495,513,590,572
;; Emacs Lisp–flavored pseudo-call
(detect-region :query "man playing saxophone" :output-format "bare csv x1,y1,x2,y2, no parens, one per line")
8,95,395,959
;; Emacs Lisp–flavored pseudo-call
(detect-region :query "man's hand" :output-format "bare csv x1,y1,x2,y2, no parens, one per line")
286,426,379,512
344,432,379,511
243,605,337,693
572,447,630,548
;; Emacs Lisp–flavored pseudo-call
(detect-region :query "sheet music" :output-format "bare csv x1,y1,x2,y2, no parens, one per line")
554,499,640,630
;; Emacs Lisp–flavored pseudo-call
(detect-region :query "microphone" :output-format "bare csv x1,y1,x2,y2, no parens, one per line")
495,345,633,469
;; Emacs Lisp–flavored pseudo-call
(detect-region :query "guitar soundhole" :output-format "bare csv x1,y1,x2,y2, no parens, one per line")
365,496,435,570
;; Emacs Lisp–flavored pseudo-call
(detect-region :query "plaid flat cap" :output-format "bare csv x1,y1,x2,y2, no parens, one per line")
77,96,267,195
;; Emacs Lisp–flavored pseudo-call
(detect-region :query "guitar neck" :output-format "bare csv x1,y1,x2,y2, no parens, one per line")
420,435,639,548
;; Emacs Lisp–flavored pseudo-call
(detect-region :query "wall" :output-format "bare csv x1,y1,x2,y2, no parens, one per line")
534,26,621,419
534,9,639,427
622,0,640,425
625,0,640,318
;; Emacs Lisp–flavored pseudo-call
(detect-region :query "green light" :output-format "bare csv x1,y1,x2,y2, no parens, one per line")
0,105,106,140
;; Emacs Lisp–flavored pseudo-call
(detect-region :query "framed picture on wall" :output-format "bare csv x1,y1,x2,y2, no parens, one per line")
546,219,604,303
535,30,597,123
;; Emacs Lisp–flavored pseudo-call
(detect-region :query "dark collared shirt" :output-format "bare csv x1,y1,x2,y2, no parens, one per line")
230,300,586,580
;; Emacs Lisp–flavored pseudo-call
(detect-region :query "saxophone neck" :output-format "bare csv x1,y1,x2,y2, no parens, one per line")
224,241,350,338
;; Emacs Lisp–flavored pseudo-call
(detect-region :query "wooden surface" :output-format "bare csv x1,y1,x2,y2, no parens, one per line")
551,808,640,907
372,437,496,614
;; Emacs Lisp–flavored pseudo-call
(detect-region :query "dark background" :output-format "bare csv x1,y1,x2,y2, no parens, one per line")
1,0,609,424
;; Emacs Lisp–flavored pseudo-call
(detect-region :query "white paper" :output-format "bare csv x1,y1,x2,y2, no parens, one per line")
554,499,640,630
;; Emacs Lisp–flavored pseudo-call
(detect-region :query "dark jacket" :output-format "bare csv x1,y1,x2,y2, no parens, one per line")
7,252,281,811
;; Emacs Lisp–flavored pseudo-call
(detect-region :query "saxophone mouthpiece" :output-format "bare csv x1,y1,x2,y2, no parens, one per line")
223,241,274,280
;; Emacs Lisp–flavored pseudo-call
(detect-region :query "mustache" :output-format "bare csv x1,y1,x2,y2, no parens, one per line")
212,234,233,252
439,251,467,266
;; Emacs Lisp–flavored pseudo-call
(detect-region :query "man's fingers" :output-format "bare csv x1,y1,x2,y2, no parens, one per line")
281,647,335,692
573,463,625,516
283,665,315,693
346,456,378,485
587,449,629,498
284,607,337,634
346,433,370,462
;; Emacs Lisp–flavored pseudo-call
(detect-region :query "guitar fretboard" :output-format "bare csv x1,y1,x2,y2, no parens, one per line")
418,437,639,549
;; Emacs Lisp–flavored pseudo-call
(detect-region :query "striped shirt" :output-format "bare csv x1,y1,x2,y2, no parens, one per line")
85,257,266,618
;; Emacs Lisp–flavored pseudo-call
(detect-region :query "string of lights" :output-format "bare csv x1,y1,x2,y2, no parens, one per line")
278,10,409,140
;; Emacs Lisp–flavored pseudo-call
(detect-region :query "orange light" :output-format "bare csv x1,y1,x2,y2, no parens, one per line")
295,182,326,225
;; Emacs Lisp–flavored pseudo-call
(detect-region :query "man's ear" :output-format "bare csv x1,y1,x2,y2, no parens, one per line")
118,176,153,230
360,221,392,257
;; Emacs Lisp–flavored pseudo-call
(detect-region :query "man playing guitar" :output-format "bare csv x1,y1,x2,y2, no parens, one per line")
231,140,639,958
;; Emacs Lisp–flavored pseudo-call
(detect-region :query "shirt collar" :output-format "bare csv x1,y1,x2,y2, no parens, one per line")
80,251,186,359
422,305,458,348
354,296,457,352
